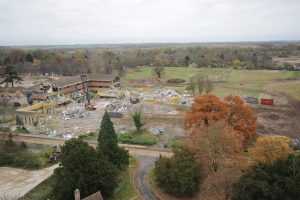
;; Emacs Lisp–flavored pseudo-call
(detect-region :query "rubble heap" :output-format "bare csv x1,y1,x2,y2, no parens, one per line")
62,107,91,118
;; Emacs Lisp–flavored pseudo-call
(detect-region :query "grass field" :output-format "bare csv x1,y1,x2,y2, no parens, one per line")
272,82,300,101
228,70,300,82
123,66,300,98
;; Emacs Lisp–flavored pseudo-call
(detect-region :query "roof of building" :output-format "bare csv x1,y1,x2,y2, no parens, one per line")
51,74,114,87
82,191,103,200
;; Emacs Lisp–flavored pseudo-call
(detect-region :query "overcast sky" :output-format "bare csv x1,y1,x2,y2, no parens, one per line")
0,0,299,46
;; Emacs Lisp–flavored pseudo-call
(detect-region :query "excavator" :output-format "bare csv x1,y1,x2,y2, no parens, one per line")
81,74,96,111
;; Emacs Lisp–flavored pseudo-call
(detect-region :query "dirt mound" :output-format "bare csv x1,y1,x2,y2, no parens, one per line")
167,79,186,84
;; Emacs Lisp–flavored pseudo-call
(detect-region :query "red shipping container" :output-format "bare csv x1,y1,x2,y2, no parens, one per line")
260,99,274,105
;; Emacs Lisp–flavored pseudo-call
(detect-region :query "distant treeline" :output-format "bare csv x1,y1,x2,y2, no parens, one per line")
1,43,300,76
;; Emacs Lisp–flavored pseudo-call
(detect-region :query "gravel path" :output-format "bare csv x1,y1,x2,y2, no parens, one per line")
134,155,160,200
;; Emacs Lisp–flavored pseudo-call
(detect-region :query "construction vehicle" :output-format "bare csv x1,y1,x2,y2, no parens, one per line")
81,74,96,110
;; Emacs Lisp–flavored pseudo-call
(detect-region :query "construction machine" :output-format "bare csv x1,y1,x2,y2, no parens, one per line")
81,74,96,111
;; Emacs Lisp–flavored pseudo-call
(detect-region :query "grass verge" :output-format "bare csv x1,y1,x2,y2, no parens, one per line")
110,157,142,200
19,176,54,200
118,133,157,146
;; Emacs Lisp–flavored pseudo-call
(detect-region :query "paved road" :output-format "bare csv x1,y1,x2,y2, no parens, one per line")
0,164,58,199
134,155,160,200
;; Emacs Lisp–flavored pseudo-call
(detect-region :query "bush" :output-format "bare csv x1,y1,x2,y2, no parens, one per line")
154,148,201,197
20,141,27,149
232,154,300,200
0,153,13,165
15,127,30,134
118,133,156,146
170,139,185,150
16,115,23,125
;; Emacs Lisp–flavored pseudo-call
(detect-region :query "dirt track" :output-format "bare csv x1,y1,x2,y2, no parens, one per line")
13,134,173,158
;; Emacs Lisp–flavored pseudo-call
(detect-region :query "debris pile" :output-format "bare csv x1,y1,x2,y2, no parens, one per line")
105,100,131,112
62,108,91,119
154,89,187,104
149,125,165,135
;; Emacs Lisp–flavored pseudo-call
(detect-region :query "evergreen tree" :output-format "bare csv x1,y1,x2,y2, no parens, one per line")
154,148,201,197
132,111,145,131
0,66,23,87
26,53,34,63
232,154,300,200
53,139,118,200
98,111,118,145
98,111,129,171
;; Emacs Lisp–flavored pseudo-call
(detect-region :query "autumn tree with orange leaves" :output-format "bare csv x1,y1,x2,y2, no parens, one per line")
224,95,257,144
184,94,257,145
187,121,244,173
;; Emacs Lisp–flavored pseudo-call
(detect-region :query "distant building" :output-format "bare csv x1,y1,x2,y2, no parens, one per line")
50,74,120,94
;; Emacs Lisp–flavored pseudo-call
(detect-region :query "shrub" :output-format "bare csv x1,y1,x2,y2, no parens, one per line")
118,133,156,146
0,153,13,165
170,139,185,150
16,115,23,125
232,154,300,200
20,141,27,149
154,148,201,197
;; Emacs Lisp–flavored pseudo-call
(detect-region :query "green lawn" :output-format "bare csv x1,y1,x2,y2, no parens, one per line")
124,66,232,82
20,176,54,200
110,157,141,200
228,70,300,82
118,133,157,146
0,146,54,169
123,66,300,98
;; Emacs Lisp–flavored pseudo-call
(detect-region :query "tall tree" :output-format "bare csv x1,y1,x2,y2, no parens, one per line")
224,95,257,144
187,122,243,173
184,55,191,67
184,94,228,128
0,66,23,87
184,94,257,146
98,111,129,170
53,139,118,200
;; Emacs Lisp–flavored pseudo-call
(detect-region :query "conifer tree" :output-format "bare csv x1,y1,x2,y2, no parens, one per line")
98,111,129,170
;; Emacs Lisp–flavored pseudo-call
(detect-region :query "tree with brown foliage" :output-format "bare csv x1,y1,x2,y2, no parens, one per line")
224,95,257,144
184,94,228,128
187,122,243,173
184,94,257,145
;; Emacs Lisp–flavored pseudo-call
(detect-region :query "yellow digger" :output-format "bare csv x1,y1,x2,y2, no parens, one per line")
81,74,97,111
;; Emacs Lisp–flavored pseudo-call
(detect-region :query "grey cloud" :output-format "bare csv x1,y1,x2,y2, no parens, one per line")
0,0,299,45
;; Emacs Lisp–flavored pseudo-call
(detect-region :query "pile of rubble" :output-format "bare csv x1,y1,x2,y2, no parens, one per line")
105,100,131,112
149,125,165,135
154,88,187,104
62,107,91,119
138,92,153,100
